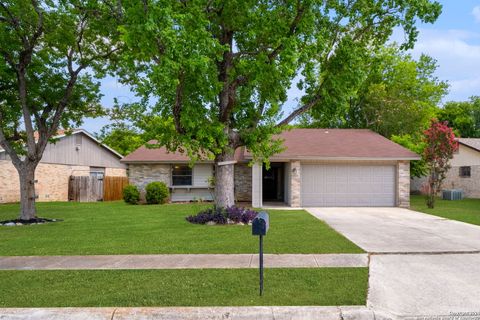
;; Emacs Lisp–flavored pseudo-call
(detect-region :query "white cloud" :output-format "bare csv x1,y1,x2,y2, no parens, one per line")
391,28,480,102
472,6,480,23
450,77,480,96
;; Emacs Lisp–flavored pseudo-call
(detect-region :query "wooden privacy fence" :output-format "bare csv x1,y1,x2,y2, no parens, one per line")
68,176,128,202
103,176,129,201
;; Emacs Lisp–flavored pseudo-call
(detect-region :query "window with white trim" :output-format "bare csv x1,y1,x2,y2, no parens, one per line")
172,165,192,186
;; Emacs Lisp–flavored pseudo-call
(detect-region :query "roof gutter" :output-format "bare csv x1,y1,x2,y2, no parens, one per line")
244,156,422,161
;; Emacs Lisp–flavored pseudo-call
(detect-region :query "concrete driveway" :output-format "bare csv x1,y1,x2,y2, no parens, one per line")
306,207,480,318
307,207,480,253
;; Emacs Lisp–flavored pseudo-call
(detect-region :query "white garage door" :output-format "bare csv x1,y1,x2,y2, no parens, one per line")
301,164,396,207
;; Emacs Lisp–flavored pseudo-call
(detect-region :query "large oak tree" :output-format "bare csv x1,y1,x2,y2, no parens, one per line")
0,0,120,219
116,0,441,208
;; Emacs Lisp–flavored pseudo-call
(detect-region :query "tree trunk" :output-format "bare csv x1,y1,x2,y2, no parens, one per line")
214,151,235,208
426,172,435,209
18,163,37,220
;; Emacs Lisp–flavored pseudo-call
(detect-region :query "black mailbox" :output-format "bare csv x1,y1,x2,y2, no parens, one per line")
252,212,269,236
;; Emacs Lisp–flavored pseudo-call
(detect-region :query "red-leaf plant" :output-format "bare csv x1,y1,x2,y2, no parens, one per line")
423,120,458,208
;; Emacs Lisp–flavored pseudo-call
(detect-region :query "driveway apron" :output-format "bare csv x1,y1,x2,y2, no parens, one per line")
306,207,480,318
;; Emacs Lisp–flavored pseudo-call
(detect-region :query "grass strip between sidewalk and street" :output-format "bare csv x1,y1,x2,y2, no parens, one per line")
0,268,368,307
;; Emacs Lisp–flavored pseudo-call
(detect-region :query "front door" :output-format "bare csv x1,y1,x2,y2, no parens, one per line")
262,163,284,202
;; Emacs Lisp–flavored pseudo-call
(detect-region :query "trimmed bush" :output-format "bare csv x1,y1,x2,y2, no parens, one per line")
123,185,140,205
186,206,258,225
145,181,169,204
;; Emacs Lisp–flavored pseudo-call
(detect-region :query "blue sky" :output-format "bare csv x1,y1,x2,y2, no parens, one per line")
83,0,480,134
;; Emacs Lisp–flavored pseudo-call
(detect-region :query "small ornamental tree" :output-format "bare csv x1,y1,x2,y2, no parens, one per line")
423,120,458,208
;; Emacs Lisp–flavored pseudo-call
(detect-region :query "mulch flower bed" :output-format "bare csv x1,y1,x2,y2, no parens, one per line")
0,218,62,226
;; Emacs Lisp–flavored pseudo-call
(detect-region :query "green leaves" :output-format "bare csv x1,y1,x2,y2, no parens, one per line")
437,97,480,138
303,44,447,139
115,0,442,163
0,0,121,157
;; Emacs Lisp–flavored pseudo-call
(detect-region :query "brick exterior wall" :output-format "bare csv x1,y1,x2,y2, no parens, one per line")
442,165,480,198
0,160,21,203
411,166,480,199
105,167,127,177
397,160,411,208
289,161,301,207
128,164,171,200
0,160,127,203
234,163,252,202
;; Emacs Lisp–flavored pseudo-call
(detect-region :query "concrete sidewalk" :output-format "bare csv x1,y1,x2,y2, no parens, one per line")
0,306,380,320
0,254,368,270
368,253,480,317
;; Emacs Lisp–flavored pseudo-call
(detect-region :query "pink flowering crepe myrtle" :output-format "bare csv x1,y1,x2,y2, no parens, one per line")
423,120,459,208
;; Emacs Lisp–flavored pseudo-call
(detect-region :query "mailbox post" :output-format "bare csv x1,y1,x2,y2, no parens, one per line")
252,211,269,296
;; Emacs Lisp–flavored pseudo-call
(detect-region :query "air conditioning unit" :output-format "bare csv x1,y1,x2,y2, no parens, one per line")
442,189,463,201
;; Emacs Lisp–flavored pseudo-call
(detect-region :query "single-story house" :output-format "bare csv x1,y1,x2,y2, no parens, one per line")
122,129,420,208
411,138,480,198
0,129,127,203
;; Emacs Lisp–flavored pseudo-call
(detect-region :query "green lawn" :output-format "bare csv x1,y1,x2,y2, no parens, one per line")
0,268,368,307
411,195,480,226
0,201,362,255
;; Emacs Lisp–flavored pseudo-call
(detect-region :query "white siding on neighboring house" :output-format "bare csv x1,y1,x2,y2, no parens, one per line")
41,133,125,168
451,145,480,166
0,131,126,203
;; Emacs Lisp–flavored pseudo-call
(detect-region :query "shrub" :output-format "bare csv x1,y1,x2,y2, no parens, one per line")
225,206,258,224
186,206,257,225
145,181,170,204
123,185,140,205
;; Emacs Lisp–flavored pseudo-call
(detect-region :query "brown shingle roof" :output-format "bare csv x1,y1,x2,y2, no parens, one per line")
121,129,420,163
251,129,420,160
121,143,200,163
459,138,480,152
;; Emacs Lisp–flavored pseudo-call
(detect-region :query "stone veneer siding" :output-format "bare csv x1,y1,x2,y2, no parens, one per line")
289,161,301,207
127,164,171,200
0,160,126,203
397,160,410,208
234,163,252,202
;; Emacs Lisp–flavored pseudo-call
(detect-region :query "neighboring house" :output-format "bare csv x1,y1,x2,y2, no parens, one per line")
0,129,126,203
411,138,480,198
122,129,419,207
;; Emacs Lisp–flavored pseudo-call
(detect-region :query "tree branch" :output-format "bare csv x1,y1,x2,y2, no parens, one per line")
277,94,322,127
0,2,24,41
267,1,305,62
0,126,22,166
0,49,16,68
29,0,44,50
173,69,186,134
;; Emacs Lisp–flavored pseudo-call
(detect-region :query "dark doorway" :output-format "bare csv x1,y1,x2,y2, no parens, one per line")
262,163,284,202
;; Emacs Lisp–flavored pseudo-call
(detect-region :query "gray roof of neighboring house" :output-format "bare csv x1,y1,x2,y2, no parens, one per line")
458,138,480,152
0,129,123,159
